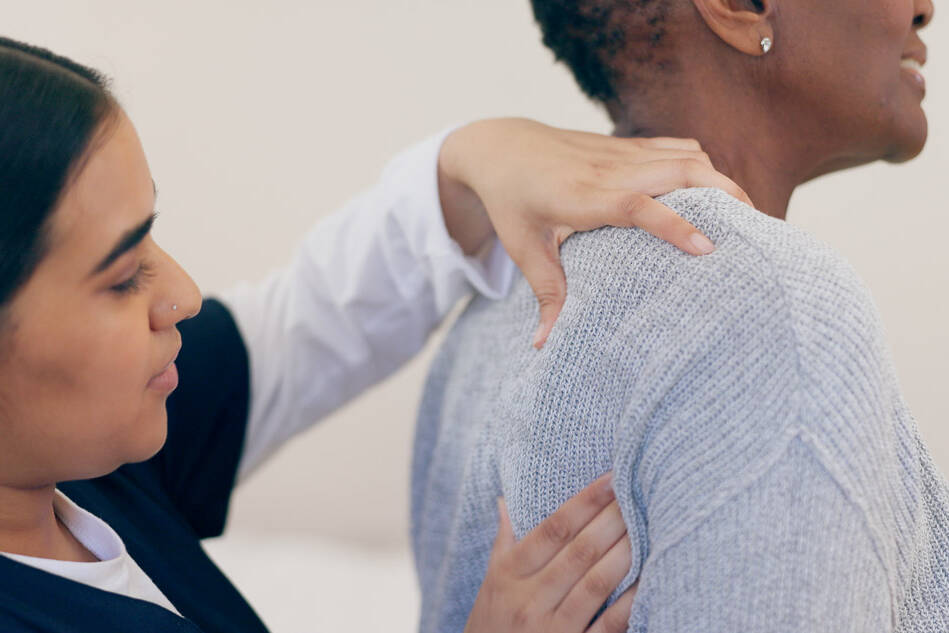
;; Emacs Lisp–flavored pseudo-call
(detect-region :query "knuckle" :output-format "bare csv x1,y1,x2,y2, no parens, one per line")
533,283,564,309
615,192,649,218
553,178,584,204
540,513,573,546
673,159,692,179
678,158,704,179
567,539,601,568
583,570,614,599
553,226,574,246
589,158,619,177
510,604,533,629
685,157,705,171
583,573,613,600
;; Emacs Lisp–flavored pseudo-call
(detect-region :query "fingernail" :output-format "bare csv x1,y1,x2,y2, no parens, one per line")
689,232,715,255
497,497,510,521
600,473,615,496
532,323,546,349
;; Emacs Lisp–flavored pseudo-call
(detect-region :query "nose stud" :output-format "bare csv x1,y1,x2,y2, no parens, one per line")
760,37,773,54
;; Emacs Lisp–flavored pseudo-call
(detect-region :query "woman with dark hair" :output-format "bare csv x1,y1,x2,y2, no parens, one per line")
0,36,744,631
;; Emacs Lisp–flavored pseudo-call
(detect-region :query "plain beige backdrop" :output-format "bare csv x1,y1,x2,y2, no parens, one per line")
5,1,948,631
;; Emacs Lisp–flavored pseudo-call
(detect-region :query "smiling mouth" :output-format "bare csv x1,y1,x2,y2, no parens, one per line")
900,58,926,93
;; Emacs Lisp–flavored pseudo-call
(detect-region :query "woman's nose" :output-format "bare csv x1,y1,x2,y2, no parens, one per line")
149,247,202,331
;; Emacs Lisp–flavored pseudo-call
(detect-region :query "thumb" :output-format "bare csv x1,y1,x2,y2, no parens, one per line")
492,498,516,555
515,240,568,350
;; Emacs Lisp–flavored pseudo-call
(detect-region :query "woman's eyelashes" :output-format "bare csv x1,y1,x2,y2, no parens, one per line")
110,260,156,295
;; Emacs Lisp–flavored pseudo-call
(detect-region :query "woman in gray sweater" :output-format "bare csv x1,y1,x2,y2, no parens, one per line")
412,0,946,631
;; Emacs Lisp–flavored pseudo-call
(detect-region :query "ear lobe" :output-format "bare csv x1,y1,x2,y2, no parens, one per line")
690,0,775,56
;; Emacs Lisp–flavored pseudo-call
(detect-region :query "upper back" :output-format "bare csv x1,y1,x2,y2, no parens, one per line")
412,187,948,633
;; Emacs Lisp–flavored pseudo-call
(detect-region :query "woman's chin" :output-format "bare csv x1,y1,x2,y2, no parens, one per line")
884,111,929,163
124,410,169,464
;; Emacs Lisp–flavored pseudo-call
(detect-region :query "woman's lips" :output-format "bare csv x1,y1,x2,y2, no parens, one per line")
901,58,926,95
148,361,179,392
147,361,178,392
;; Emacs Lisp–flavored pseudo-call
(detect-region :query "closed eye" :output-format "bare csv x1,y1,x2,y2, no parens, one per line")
110,260,156,295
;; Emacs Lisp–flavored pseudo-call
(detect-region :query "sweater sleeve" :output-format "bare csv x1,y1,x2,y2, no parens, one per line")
601,234,899,631
407,186,919,633
625,435,892,632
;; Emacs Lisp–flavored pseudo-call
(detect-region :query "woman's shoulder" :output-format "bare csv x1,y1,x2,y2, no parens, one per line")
664,188,886,358
556,187,893,410
561,187,876,331
664,187,865,292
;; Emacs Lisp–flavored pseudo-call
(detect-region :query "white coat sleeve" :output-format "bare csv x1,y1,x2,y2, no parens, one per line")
218,129,517,481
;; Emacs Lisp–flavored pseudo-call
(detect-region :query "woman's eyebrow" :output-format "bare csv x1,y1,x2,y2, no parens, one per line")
89,212,158,276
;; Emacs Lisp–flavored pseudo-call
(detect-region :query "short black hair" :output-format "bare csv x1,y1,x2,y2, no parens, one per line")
0,37,117,315
529,0,669,103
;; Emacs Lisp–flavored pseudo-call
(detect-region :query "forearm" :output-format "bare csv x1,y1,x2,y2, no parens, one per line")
223,129,514,481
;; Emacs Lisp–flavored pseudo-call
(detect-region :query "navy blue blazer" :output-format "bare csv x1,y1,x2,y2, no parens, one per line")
0,299,270,632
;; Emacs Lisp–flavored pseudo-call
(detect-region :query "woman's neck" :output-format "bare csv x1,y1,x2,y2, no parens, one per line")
0,483,97,562
615,119,801,220
611,75,825,220
688,135,798,220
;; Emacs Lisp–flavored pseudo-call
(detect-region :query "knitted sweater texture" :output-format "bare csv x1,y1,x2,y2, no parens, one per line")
411,188,949,633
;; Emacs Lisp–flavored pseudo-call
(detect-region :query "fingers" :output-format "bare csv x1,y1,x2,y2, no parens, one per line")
556,536,632,630
651,148,713,167
582,149,714,176
585,583,639,633
464,473,627,633
627,136,702,152
534,501,627,610
506,473,615,576
512,235,571,350
466,123,753,351
522,153,743,348
589,159,752,208
620,147,713,168
600,193,716,257
491,498,516,557
566,131,702,153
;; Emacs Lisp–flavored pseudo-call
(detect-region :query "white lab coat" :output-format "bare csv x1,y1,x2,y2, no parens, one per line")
220,128,516,480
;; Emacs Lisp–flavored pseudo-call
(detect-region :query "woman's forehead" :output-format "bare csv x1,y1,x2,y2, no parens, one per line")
46,112,155,267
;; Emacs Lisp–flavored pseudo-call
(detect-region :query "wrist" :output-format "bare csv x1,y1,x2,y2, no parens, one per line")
438,124,494,256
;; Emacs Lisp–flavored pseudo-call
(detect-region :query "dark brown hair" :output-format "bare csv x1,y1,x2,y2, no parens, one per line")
0,36,117,310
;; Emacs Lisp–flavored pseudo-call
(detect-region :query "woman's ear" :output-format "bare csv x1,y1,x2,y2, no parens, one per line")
690,0,775,56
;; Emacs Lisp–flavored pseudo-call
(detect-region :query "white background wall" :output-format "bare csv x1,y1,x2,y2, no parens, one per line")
6,2,947,631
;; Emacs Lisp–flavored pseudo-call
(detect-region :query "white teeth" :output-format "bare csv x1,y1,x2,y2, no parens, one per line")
901,58,923,72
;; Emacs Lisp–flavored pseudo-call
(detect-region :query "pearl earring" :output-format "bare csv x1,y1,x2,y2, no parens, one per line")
171,304,178,311
760,37,773,54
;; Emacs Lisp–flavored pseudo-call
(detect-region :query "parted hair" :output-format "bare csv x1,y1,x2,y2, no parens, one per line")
0,36,116,314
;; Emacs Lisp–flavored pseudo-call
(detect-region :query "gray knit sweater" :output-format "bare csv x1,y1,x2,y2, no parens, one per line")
411,188,949,633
